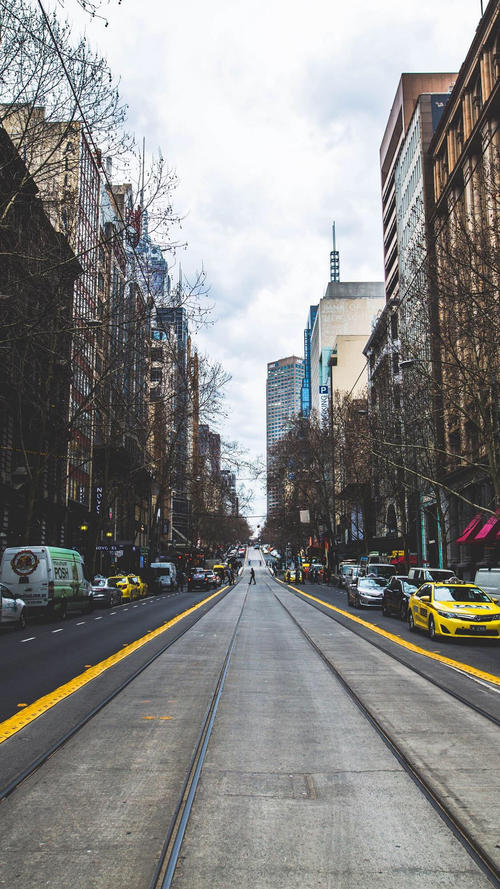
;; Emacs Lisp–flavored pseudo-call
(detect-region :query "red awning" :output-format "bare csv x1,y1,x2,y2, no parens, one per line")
473,515,500,542
456,513,483,544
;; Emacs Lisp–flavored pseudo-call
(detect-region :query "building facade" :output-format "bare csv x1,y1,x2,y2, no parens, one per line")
266,356,305,514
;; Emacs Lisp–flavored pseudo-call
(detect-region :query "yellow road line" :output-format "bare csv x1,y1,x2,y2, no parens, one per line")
0,586,229,744
278,581,500,687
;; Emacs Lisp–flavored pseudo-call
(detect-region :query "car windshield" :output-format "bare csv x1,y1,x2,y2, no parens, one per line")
362,577,386,589
402,580,419,593
434,585,491,603
373,566,396,577
107,578,122,587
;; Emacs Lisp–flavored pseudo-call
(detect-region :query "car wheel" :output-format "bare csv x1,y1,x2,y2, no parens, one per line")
408,609,415,632
400,600,407,621
428,615,437,640
18,608,27,630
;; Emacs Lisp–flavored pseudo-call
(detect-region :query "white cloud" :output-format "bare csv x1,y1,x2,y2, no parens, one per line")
65,0,482,528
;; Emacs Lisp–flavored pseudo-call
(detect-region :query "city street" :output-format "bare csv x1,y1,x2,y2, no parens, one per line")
0,555,498,888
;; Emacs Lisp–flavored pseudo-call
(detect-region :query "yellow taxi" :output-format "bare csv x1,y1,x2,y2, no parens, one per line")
129,574,148,598
107,574,146,603
407,582,500,640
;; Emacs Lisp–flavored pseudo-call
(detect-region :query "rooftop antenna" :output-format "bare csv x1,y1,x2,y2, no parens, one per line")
330,221,340,282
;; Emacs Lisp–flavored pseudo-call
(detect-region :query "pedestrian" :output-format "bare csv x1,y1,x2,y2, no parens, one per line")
177,569,184,592
249,567,256,585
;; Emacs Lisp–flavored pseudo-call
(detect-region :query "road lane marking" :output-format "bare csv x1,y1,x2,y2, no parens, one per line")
76,622,85,626
51,629,63,634
94,616,103,621
0,584,230,743
281,582,500,687
21,637,36,643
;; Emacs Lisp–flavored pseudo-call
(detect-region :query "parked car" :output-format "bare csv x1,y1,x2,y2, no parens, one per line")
90,578,122,608
473,568,500,601
128,575,148,598
348,575,387,609
407,582,500,639
107,575,136,603
382,575,420,619
408,567,455,584
0,582,27,629
358,563,397,581
339,564,359,591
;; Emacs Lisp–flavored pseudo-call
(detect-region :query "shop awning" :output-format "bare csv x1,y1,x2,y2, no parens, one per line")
456,513,483,544
473,515,500,542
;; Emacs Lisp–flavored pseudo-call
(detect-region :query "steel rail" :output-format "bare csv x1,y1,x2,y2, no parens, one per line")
0,584,237,802
276,576,500,728
149,591,248,889
272,586,500,888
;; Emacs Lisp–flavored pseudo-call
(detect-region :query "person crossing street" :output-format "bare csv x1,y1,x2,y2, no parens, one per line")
249,566,256,585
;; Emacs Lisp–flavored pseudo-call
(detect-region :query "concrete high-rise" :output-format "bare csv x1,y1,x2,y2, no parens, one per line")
309,282,385,417
380,73,456,304
266,356,305,515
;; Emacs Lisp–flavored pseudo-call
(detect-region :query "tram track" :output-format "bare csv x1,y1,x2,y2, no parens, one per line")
270,579,500,888
0,584,236,803
149,590,248,889
2,569,498,887
275,576,500,728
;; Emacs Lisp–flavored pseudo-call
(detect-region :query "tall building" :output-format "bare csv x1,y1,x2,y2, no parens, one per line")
309,282,385,417
380,73,457,304
428,0,500,576
362,74,457,559
266,356,305,514
300,305,318,417
0,126,80,548
2,108,102,553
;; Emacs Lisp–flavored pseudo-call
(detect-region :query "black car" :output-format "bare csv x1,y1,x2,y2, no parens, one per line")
382,575,420,620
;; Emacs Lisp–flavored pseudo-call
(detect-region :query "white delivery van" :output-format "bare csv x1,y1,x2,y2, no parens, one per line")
474,568,500,600
0,546,92,618
149,561,177,594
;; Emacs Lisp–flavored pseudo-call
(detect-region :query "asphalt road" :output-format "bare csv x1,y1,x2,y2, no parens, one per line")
0,553,498,888
0,590,223,722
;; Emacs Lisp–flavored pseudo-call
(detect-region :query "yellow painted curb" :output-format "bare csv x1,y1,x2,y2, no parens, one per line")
0,586,229,744
278,580,500,687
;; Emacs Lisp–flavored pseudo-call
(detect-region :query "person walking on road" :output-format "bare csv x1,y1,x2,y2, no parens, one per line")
249,566,256,585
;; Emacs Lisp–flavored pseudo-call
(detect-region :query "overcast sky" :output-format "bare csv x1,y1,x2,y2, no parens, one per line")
66,0,482,530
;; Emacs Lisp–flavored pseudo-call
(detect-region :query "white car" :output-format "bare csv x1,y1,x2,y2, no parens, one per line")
0,582,27,629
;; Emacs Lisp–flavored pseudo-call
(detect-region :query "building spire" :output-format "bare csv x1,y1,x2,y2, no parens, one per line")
330,221,340,282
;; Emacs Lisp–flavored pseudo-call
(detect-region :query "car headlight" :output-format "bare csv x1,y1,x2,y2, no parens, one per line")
435,609,459,619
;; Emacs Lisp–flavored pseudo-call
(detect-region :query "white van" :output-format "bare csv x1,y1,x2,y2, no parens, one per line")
0,546,92,618
474,568,500,600
149,561,177,594
408,567,455,584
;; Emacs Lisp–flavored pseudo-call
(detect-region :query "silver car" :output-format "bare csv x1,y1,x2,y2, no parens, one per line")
348,575,387,609
0,582,27,629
